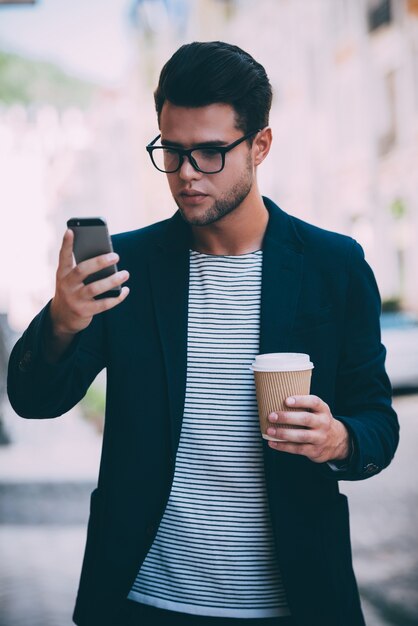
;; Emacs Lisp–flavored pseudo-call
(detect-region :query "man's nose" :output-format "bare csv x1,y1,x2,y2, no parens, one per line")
178,155,202,181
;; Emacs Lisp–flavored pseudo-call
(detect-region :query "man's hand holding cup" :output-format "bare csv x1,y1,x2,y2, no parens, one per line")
250,353,350,465
266,394,351,464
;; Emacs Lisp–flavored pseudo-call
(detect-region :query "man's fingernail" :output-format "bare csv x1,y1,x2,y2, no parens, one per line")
107,253,118,262
269,412,278,421
286,397,296,405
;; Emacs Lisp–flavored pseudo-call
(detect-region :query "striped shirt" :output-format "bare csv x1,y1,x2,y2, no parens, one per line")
128,249,290,618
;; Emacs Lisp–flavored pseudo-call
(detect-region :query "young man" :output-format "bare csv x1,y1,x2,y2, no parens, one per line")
8,42,399,626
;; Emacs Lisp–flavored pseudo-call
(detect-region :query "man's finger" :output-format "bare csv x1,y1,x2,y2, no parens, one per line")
71,252,119,284
266,423,319,443
267,440,325,462
68,285,130,321
268,440,312,455
91,286,130,313
268,410,315,428
81,270,129,300
285,395,328,413
57,229,75,277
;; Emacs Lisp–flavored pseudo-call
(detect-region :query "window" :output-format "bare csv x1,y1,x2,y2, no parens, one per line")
377,71,397,156
367,0,392,31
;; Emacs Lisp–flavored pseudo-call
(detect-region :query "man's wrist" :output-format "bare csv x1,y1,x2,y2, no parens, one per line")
332,420,352,462
42,308,76,363
330,424,355,469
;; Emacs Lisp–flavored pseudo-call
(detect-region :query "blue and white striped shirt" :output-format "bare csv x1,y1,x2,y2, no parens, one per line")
128,249,290,618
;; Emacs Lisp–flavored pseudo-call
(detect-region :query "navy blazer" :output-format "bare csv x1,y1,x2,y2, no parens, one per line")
8,198,399,626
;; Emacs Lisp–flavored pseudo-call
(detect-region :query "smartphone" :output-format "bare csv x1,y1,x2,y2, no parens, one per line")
67,217,121,299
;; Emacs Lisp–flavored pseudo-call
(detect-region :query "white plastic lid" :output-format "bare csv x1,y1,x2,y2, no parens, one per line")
250,352,314,372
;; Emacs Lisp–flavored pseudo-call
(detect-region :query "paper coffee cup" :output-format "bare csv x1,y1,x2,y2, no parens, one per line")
250,353,314,442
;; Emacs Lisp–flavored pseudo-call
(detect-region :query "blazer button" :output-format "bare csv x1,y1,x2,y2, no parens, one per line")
363,463,379,475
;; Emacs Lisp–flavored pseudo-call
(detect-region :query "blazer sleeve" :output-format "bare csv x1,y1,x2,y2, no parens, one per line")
324,241,399,481
7,301,105,419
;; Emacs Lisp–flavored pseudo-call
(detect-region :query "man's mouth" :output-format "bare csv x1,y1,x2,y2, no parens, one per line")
179,190,208,205
180,190,207,197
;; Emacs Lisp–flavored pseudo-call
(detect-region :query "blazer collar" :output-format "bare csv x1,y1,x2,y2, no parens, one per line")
156,196,303,253
148,212,190,458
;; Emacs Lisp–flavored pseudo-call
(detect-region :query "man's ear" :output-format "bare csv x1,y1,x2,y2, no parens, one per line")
253,127,272,166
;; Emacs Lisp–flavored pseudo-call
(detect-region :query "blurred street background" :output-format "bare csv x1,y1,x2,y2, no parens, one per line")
1,0,418,625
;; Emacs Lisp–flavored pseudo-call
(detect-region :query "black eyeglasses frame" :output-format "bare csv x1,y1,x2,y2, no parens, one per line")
146,128,262,174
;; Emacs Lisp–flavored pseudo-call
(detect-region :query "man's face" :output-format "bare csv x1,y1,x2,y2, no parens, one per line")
159,102,256,227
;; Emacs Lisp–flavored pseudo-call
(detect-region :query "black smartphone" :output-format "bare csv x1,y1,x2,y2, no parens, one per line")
67,217,121,299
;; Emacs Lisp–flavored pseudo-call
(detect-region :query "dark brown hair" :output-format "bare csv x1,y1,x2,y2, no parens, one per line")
154,41,273,134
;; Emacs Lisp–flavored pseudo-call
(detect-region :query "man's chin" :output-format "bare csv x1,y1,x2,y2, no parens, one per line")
179,211,216,227
177,202,218,227
175,191,248,227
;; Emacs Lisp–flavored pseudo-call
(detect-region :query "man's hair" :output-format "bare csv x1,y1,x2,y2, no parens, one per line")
154,41,273,134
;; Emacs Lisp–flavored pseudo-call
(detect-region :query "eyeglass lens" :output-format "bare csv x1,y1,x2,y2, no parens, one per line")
152,147,223,173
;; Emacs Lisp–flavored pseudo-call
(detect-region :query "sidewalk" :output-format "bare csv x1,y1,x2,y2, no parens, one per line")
0,405,101,484
343,393,418,626
1,395,417,626
0,405,101,626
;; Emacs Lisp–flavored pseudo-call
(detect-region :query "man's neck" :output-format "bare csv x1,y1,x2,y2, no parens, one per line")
191,195,269,256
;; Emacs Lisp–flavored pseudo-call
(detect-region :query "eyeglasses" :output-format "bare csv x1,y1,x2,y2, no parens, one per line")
146,129,261,174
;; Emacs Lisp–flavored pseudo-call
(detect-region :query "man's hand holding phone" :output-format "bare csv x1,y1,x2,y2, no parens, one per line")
46,227,129,361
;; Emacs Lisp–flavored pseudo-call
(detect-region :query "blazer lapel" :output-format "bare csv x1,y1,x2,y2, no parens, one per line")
148,213,191,458
259,199,312,502
260,197,304,354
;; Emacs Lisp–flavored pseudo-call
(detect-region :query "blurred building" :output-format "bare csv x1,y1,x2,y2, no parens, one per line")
1,0,417,334
0,96,141,329
130,0,418,309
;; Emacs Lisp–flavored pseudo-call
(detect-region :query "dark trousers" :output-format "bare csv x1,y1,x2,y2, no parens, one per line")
123,601,296,626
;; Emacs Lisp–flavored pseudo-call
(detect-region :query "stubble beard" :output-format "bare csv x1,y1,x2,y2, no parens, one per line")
176,157,254,227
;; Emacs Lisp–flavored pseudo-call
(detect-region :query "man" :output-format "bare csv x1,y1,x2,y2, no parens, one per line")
8,42,399,626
